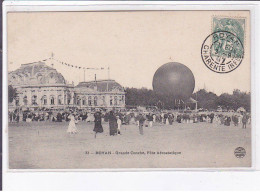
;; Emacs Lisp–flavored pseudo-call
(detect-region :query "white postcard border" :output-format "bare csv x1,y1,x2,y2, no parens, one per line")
2,1,260,190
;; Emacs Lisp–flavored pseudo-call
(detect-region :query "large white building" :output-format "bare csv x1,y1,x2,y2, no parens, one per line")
8,62,125,110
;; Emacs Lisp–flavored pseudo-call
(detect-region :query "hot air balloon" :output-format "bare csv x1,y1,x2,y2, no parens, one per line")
152,62,195,109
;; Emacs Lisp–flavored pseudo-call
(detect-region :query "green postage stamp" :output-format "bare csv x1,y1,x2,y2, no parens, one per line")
201,17,246,73
213,17,245,45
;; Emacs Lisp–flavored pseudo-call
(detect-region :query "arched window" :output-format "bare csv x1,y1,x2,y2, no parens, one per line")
82,98,86,106
42,95,47,105
32,95,37,105
48,72,56,84
24,74,29,81
17,75,22,82
64,95,66,104
77,97,81,105
49,72,54,78
94,96,98,106
50,95,55,105
122,96,125,104
15,97,19,106
110,96,113,106
67,92,72,105
114,96,118,106
88,96,92,106
37,73,43,81
58,95,62,105
23,96,28,105
118,96,122,104
102,96,105,105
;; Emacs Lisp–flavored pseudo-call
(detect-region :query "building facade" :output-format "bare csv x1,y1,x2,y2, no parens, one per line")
8,62,125,110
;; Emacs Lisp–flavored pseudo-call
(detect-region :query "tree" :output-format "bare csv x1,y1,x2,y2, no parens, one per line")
125,87,160,107
125,87,251,112
192,89,250,111
191,89,218,110
216,93,236,110
8,85,17,103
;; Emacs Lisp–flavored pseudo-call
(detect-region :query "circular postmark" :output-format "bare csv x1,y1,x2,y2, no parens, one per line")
201,31,244,73
234,147,246,158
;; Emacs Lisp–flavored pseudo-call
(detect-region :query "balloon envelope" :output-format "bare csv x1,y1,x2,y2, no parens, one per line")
152,62,195,100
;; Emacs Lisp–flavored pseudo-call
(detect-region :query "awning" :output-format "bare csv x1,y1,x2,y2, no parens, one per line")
185,97,197,104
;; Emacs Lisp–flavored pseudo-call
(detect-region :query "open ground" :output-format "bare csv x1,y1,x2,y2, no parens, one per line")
8,121,251,169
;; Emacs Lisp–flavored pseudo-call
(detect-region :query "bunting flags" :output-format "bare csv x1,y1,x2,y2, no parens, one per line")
40,57,106,71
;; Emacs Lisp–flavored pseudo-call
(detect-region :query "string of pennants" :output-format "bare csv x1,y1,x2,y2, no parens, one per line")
41,57,106,70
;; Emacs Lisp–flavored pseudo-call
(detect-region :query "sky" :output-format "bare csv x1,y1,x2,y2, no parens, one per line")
7,11,251,95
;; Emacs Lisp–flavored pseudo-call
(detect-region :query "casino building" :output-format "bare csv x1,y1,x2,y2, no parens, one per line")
8,61,126,110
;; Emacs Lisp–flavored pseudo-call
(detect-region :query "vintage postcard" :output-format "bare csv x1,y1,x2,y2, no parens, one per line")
6,10,251,169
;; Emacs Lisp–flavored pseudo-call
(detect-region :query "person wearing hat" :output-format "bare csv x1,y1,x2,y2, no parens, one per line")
108,111,117,136
137,113,146,135
116,115,122,135
67,112,78,134
93,111,103,138
242,112,248,129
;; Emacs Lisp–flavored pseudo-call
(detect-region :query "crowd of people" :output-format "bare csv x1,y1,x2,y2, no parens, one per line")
8,108,251,137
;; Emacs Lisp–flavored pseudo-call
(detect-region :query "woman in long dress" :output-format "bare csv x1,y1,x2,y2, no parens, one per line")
93,111,103,138
67,113,78,134
108,111,117,136
116,116,122,135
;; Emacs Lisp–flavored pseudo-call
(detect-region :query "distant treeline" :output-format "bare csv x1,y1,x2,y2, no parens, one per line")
125,88,251,111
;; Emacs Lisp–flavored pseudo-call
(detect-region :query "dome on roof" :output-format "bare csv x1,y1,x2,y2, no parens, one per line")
8,62,66,86
76,80,124,92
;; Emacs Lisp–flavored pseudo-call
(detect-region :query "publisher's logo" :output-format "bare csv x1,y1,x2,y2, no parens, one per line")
234,147,246,158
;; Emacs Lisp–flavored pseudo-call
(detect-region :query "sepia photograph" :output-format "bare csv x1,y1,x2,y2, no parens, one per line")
7,10,251,169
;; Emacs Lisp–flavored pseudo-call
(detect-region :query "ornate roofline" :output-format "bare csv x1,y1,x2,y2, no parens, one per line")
11,83,74,88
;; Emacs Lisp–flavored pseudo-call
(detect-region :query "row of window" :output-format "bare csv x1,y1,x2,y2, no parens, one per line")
11,72,56,82
78,96,98,106
16,95,125,106
77,96,124,106
21,95,60,105
29,89,63,92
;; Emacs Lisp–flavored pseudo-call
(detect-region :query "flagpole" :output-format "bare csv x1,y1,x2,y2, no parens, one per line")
84,69,86,82
108,66,110,80
107,67,110,92
51,52,54,67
